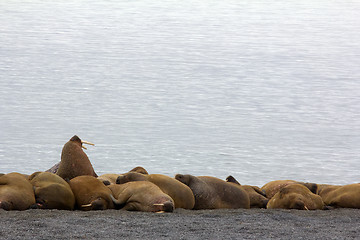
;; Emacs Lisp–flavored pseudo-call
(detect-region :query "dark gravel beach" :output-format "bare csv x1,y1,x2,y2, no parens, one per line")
1,208,359,239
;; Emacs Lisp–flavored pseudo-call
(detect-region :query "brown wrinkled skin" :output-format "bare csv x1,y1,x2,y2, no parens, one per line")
29,172,75,210
242,185,269,208
225,175,268,208
129,166,149,175
69,176,114,210
321,183,360,208
267,184,324,210
109,181,174,212
0,173,35,210
117,172,195,209
175,174,250,210
56,135,97,180
97,174,122,185
261,180,317,199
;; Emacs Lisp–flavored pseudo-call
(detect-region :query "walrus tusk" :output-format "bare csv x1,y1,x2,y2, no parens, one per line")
81,140,95,146
81,140,94,150
153,204,164,206
155,211,165,213
304,206,309,211
81,203,92,208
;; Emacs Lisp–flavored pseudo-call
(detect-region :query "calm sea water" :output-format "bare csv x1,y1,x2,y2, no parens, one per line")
0,1,359,186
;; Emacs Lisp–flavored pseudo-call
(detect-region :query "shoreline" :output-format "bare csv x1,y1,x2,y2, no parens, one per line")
1,208,359,239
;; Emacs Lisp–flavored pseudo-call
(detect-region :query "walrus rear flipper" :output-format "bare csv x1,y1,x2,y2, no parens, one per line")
110,194,127,209
226,175,241,185
45,162,60,174
252,186,267,197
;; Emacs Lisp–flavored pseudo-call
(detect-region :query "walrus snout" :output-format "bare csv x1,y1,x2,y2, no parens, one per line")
291,200,306,210
153,201,174,213
90,198,107,210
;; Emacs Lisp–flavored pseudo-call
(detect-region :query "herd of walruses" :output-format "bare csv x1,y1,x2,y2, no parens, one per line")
1,135,359,212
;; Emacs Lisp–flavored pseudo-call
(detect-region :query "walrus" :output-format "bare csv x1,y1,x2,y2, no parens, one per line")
68,175,114,210
226,175,268,208
316,184,342,198
56,135,97,180
320,183,360,208
97,174,122,186
108,181,174,212
266,184,324,210
261,180,318,199
28,172,75,210
0,173,36,210
129,166,148,175
116,172,195,209
175,174,250,210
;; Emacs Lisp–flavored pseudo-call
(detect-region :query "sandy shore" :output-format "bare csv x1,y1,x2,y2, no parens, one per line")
1,208,359,239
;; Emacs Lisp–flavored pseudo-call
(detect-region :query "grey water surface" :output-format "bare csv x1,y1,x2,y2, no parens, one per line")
0,0,359,186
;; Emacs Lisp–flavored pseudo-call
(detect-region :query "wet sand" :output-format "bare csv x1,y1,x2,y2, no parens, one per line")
1,208,359,239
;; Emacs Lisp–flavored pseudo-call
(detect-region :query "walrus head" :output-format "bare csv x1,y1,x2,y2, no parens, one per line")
174,174,191,186
81,197,108,211
70,135,94,150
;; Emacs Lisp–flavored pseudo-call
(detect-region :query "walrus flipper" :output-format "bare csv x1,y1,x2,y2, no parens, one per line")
110,194,127,209
226,175,241,185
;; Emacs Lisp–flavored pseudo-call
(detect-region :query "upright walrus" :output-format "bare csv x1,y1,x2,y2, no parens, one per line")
56,135,97,180
0,173,36,210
